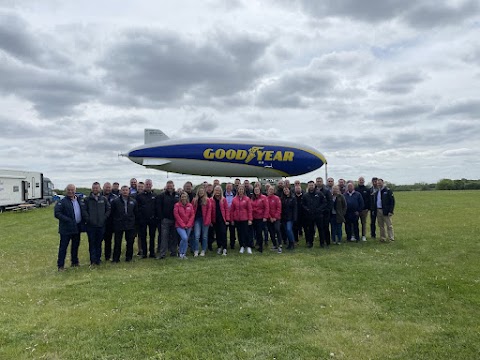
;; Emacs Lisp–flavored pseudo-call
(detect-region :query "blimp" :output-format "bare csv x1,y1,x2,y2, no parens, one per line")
124,129,327,178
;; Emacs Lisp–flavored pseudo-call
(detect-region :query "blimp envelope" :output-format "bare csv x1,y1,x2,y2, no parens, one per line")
126,130,326,178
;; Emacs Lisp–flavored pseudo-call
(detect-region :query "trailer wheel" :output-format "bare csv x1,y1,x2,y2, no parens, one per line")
0,206,5,214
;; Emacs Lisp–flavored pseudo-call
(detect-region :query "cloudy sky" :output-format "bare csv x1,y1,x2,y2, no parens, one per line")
1,0,479,188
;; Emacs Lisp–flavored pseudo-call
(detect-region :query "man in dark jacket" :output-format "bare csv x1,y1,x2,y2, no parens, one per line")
293,185,305,243
302,181,327,248
110,185,138,262
355,176,371,242
375,178,395,242
155,180,180,259
136,179,157,258
344,182,364,242
54,184,83,271
316,177,333,246
102,182,117,261
369,177,378,238
82,182,111,266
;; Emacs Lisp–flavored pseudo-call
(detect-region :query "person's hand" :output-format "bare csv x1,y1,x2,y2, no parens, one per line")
248,220,252,225
354,211,359,216
231,221,235,226
388,212,393,217
226,222,229,226
263,218,267,222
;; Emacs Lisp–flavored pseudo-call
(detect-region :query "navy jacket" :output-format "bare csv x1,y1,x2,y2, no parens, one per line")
111,196,138,231
81,193,111,228
136,190,157,223
54,196,83,235
374,187,395,215
355,185,371,210
301,189,327,219
344,191,364,213
281,196,298,222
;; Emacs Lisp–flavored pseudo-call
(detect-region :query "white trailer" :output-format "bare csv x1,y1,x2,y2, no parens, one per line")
0,169,52,212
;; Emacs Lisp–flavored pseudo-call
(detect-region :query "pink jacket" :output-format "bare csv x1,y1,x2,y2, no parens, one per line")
251,194,270,220
231,195,253,222
267,194,282,219
192,198,212,226
211,197,230,224
174,202,194,228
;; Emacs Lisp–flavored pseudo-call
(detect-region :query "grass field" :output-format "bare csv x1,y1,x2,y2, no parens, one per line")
0,191,479,359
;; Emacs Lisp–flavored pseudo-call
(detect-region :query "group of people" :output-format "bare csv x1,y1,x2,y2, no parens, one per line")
54,176,395,271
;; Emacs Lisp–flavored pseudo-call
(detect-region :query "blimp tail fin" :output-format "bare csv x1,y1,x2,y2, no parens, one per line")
144,129,169,143
143,158,171,167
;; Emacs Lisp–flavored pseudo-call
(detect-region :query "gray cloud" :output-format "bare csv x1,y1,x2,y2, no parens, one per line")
295,0,479,28
434,99,480,119
99,28,269,105
374,72,425,94
0,10,71,68
181,113,219,133
255,62,337,108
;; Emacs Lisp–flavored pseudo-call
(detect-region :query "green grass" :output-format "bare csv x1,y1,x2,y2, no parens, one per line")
1,191,479,359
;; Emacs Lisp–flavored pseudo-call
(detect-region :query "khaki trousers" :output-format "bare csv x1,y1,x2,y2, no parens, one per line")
359,209,369,237
377,210,394,241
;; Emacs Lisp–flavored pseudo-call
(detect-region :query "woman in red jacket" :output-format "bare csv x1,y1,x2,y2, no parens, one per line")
230,184,253,254
173,192,194,259
267,186,283,253
211,185,230,256
191,187,212,257
251,186,269,253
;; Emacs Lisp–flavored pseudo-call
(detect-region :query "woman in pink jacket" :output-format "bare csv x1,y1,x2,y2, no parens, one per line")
251,186,269,253
211,185,230,256
230,185,253,254
173,192,194,259
191,187,212,257
267,186,283,253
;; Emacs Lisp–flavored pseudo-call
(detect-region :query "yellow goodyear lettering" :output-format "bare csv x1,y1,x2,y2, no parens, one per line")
203,147,295,163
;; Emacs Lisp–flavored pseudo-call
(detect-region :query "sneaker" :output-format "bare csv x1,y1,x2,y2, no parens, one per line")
278,247,282,254
247,247,252,254
239,247,245,254
222,249,227,256
362,236,367,242
58,266,65,272
194,251,199,257
270,246,278,250
200,250,205,257
217,248,222,255
180,254,188,259
350,236,356,242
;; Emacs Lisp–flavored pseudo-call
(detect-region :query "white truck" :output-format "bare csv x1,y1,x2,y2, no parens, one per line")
0,169,55,212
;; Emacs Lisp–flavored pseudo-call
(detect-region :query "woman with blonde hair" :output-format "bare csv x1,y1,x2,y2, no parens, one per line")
211,185,230,256
191,186,212,256
173,192,194,259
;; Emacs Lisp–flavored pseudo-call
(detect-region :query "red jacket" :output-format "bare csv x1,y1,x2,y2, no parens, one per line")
211,197,230,223
267,194,282,219
192,198,212,226
173,202,194,228
251,194,270,220
231,195,253,222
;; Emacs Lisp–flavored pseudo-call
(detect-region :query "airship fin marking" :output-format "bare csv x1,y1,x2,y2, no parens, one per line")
144,129,169,144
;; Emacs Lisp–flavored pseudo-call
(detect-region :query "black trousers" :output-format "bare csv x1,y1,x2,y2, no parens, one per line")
322,211,331,245
370,210,377,238
113,229,135,262
236,221,252,248
139,219,157,257
103,222,114,260
57,233,80,268
227,223,236,248
267,220,283,247
252,219,265,252
345,212,360,241
305,216,326,246
214,220,227,250
293,219,305,243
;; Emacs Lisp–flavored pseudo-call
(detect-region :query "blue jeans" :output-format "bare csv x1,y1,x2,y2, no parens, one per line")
87,226,104,264
285,220,294,244
194,218,209,251
176,227,192,256
330,214,343,243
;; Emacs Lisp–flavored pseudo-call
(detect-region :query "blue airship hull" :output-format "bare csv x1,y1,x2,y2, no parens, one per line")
127,138,326,177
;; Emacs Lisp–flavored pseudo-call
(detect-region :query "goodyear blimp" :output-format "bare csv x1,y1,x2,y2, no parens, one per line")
124,129,327,178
